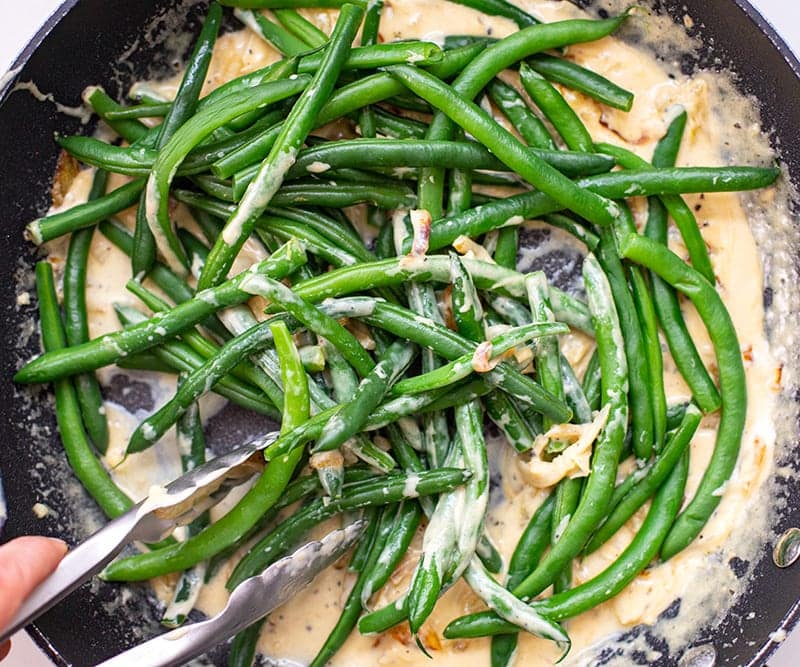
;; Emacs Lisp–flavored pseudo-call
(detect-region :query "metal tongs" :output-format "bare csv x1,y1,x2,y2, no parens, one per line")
0,432,366,666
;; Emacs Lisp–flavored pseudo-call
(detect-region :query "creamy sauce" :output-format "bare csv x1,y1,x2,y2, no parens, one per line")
34,0,798,664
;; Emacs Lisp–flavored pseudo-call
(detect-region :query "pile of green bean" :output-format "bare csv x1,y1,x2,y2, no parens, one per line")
17,0,780,664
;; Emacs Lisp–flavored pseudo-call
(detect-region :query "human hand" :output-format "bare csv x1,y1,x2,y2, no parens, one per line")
0,537,67,660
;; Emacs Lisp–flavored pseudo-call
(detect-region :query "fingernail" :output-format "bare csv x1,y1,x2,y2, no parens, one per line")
46,537,68,552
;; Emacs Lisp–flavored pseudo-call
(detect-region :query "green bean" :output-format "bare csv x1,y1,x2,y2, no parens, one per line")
508,494,555,593
390,64,618,227
444,447,690,638
288,255,517,307
234,8,311,55
293,139,504,177
519,63,594,152
560,355,593,424
371,107,427,139
160,3,222,143
585,404,702,553
407,444,464,635
464,558,568,645
227,624,261,667
27,179,144,245
58,110,288,178
280,138,615,182
35,262,132,518
198,4,364,289
301,41,444,73
355,0,382,156
63,170,109,453
103,101,172,120
629,252,667,452
666,403,690,430
256,216,358,267
493,226,519,270
116,352,176,373
237,179,417,208
274,9,328,47
391,321,567,396
227,468,472,589
315,341,415,452
55,137,156,176
239,163,415,202
652,108,687,169
320,340,356,406
595,224,654,460
452,401,490,577
446,0,538,26
450,253,486,341
476,535,504,574
487,78,556,150
15,240,306,384
131,192,157,279
85,87,149,143
144,77,310,274
619,233,746,560
361,501,422,607
239,272,374,377
173,192,373,264
526,273,563,428
581,348,601,412
527,54,634,111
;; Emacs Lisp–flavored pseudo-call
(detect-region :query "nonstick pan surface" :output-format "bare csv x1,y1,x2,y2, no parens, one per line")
1,1,799,665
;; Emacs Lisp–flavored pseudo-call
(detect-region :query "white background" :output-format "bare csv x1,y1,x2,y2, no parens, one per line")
1,0,800,665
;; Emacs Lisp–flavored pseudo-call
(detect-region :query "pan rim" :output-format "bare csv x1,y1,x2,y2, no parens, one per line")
1,0,799,664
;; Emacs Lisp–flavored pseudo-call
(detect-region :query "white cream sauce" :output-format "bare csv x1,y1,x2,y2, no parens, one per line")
35,0,798,664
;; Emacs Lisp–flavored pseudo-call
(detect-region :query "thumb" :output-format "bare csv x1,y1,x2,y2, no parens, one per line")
0,537,68,632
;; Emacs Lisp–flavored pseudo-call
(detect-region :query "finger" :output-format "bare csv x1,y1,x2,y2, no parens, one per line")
0,639,10,661
0,537,67,632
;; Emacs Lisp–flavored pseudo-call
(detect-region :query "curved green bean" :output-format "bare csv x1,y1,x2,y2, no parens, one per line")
63,170,109,453
35,262,132,518
619,233,746,560
527,54,634,111
519,63,594,152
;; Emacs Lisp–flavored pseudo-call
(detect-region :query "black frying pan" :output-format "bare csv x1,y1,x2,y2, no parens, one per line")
1,1,799,665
